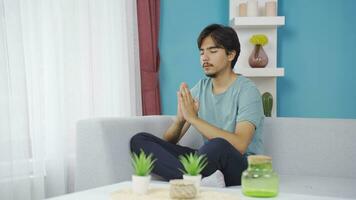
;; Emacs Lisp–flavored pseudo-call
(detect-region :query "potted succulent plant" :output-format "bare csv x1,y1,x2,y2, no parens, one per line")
130,149,156,194
249,34,269,68
179,152,208,192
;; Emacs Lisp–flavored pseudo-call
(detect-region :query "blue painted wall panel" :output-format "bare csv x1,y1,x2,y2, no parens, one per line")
159,0,229,115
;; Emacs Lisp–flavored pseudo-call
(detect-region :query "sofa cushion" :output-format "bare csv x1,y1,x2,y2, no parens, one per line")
263,117,356,179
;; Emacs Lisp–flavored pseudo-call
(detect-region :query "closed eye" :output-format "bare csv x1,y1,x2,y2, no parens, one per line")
200,46,220,55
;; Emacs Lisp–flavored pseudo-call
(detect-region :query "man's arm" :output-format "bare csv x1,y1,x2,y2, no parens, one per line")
163,119,191,144
189,118,255,154
179,84,255,154
163,83,199,144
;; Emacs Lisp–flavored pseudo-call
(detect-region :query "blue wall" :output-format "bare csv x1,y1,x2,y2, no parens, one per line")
277,0,356,118
159,0,229,115
159,0,356,119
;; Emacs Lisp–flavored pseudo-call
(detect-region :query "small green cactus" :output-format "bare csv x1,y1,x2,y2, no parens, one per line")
262,92,273,117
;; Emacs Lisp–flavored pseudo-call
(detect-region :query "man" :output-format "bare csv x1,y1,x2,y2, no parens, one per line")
130,24,264,186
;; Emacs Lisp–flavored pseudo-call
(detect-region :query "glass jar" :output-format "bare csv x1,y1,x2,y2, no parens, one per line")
242,155,279,197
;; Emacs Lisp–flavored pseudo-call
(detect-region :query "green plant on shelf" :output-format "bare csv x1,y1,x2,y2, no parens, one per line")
262,92,273,117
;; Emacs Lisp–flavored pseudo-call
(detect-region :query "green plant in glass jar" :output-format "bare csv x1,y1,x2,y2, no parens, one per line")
242,155,279,197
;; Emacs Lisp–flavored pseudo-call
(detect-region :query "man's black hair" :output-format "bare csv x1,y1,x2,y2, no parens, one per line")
197,24,240,69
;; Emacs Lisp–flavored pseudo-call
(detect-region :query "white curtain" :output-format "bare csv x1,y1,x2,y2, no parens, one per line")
0,0,142,199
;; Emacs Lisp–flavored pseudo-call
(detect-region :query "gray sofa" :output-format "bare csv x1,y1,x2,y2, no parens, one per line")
74,116,356,198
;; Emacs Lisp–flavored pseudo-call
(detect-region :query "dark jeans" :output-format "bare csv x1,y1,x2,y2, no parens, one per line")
130,132,248,186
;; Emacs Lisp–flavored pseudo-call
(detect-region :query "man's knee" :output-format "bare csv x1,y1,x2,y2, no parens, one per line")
130,132,152,150
131,132,150,141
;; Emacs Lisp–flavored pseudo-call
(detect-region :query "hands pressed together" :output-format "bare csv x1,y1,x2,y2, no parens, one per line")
176,82,199,123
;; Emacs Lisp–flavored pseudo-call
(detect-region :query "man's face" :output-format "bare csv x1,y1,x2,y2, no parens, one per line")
199,36,233,78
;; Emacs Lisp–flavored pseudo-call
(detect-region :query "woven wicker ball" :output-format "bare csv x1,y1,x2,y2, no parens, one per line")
169,179,197,199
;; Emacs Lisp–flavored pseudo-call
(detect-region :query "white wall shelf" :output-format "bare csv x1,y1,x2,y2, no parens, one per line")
231,16,285,28
229,0,285,116
236,67,284,77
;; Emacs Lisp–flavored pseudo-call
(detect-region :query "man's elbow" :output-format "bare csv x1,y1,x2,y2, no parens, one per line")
163,133,178,144
238,147,247,155
163,133,172,143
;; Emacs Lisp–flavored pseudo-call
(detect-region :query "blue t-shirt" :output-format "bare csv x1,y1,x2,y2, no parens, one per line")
190,76,264,155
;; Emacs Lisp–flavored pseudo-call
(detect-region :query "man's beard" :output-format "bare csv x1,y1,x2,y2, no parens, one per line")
203,63,216,78
205,72,216,78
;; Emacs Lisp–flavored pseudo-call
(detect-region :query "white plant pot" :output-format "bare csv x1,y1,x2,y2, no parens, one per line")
132,175,151,194
183,174,202,192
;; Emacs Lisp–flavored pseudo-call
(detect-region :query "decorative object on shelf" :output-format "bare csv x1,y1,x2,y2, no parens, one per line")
230,0,285,117
247,0,258,16
169,179,197,199
131,149,156,194
262,92,273,117
265,1,277,16
179,152,208,192
248,34,269,68
238,3,247,17
242,155,279,197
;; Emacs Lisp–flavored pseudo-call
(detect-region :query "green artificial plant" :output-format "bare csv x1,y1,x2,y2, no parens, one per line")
179,152,208,176
249,34,269,46
131,149,156,176
262,92,273,117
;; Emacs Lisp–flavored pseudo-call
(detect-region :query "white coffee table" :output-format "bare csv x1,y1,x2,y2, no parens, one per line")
46,181,354,200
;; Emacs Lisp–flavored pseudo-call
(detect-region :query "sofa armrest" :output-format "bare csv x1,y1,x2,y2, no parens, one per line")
74,115,174,191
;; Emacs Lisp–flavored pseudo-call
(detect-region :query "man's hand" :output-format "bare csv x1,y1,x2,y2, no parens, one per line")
164,83,198,144
176,91,185,123
178,83,199,123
